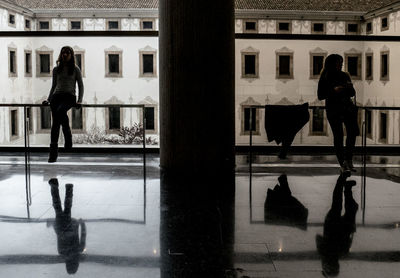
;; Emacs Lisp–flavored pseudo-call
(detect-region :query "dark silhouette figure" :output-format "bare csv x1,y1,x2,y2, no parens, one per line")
318,54,359,174
43,46,84,163
48,178,86,274
264,174,309,230
316,174,358,277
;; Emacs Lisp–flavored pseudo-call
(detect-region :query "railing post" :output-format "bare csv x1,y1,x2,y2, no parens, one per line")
249,107,253,175
142,105,146,181
23,106,31,218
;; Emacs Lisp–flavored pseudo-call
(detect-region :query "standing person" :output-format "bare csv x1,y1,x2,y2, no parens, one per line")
43,46,84,163
318,54,359,174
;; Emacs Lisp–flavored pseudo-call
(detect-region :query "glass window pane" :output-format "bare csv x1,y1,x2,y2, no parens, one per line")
41,106,51,129
109,107,120,129
244,108,256,131
279,55,290,76
244,55,256,75
143,54,154,74
143,21,153,29
145,107,155,130
109,54,119,73
348,56,358,77
72,108,83,129
313,56,324,76
40,54,50,73
312,108,324,132
40,21,49,29
75,54,82,70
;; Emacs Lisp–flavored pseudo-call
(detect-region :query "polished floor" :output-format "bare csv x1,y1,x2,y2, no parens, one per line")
0,153,400,277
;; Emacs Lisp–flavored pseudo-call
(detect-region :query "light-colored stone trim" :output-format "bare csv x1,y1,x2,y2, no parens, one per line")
106,19,121,30
380,50,389,81
276,48,294,79
8,47,17,78
309,51,327,79
344,52,362,80
365,52,373,81
243,19,258,33
37,19,52,31
276,20,292,34
139,49,157,78
311,22,326,34
73,48,86,77
346,22,359,34
105,48,123,78
69,19,83,31
140,18,155,30
24,49,32,77
8,10,16,28
36,48,53,78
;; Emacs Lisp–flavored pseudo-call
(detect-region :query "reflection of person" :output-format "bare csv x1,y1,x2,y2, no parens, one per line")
43,46,84,163
318,54,359,174
47,178,86,274
316,174,358,277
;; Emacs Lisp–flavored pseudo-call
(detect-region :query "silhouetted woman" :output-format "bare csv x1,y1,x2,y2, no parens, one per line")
43,46,84,163
318,54,359,173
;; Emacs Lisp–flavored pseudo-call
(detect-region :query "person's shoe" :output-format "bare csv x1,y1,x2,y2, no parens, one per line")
344,160,356,172
48,143,58,163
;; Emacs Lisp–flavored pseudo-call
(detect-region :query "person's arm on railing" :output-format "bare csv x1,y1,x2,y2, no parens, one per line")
76,66,84,105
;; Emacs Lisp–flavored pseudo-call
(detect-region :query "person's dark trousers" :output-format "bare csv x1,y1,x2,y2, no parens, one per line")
50,93,76,148
327,110,359,166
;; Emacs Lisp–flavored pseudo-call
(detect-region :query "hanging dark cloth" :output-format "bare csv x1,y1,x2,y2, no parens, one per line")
264,103,309,158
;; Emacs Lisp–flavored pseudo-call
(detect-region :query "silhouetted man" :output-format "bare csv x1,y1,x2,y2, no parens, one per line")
48,178,86,274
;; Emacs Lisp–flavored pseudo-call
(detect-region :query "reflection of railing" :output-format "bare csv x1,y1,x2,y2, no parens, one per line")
0,103,147,216
246,105,400,224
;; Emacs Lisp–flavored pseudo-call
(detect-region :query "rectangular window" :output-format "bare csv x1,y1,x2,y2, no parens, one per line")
25,51,32,75
366,22,372,34
348,57,358,77
279,56,290,76
380,112,387,141
40,106,52,129
75,54,82,70
108,54,119,74
70,21,81,30
39,21,50,30
27,107,32,132
241,51,259,78
347,23,359,34
366,110,372,139
311,108,324,133
108,20,119,30
312,23,325,33
345,54,361,80
40,54,51,73
145,107,155,130
278,22,290,32
9,50,16,76
109,107,120,129
71,107,83,130
366,54,373,80
143,54,154,74
311,55,324,77
244,107,256,132
141,20,154,30
11,110,17,136
244,20,257,33
9,14,15,26
381,52,389,81
381,17,388,31
25,19,31,29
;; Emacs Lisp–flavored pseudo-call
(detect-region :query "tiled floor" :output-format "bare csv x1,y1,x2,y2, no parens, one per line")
0,153,400,277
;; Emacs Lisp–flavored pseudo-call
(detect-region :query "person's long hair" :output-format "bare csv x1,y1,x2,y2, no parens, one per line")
56,46,75,75
320,54,343,81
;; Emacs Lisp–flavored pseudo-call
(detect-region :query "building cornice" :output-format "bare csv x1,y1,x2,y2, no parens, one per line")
32,8,158,19
364,1,400,19
235,10,365,21
0,0,34,17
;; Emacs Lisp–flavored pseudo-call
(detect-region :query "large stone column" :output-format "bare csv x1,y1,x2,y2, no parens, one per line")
159,0,235,183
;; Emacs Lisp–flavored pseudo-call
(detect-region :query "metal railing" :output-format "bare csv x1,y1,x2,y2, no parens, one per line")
0,103,147,216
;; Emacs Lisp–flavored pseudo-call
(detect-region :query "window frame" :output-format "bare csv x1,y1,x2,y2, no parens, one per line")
311,22,326,34
24,49,32,77
366,21,373,34
241,106,260,136
365,109,373,139
140,18,155,31
8,11,16,28
381,16,389,32
379,111,388,143
276,51,294,80
345,52,362,80
105,50,123,78
74,49,86,77
10,109,19,140
141,105,158,134
276,20,292,34
241,50,259,79
38,20,52,31
243,19,258,33
68,107,85,132
69,19,83,31
37,104,52,133
309,52,327,79
309,107,327,136
24,18,31,30
365,52,373,81
36,49,53,78
8,47,17,78
106,19,121,31
346,22,359,35
139,50,157,78
380,50,389,81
